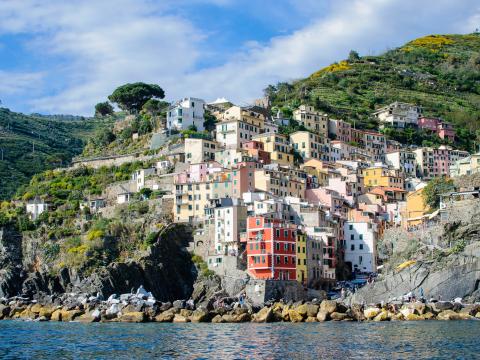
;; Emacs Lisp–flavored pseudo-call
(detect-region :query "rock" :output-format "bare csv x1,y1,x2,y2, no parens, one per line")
190,310,209,323
136,286,152,300
421,312,435,320
106,304,120,316
316,310,329,322
391,313,404,321
437,310,461,320
288,309,304,323
118,312,146,323
173,314,189,323
37,316,49,322
155,311,175,322
221,314,236,323
61,309,84,322
460,304,480,316
475,312,480,319
119,294,131,302
320,300,337,314
305,316,317,322
0,304,10,319
211,314,225,323
335,303,349,313
253,307,273,323
405,313,423,321
76,313,99,323
373,310,389,322
159,302,172,312
51,309,62,321
330,312,348,321
408,302,426,315
431,302,454,313
179,309,192,318
173,300,185,309
364,307,381,320
350,304,365,321
281,306,291,321
235,313,251,322
296,304,319,318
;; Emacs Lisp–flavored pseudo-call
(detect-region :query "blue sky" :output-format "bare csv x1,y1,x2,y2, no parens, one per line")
0,0,478,116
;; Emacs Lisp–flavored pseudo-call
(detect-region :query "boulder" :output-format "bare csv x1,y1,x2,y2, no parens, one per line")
316,310,329,322
221,314,236,323
118,312,146,323
155,311,175,322
179,309,192,318
0,304,10,319
364,307,381,320
437,310,461,320
76,313,99,323
159,302,172,312
350,304,365,321
173,300,185,309
51,309,62,321
405,313,423,321
288,309,304,323
253,307,273,323
430,302,453,313
408,302,426,315
296,304,319,318
190,310,209,323
235,313,251,323
475,312,480,319
173,314,189,323
373,310,389,322
305,316,317,322
421,312,435,320
211,315,225,323
320,300,337,314
459,304,480,316
330,312,348,321
61,309,84,322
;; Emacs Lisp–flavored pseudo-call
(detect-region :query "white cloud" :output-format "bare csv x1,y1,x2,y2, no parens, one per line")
0,70,44,95
0,0,478,115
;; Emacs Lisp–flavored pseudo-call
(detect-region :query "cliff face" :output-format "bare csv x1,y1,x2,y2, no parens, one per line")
0,223,198,302
350,199,480,304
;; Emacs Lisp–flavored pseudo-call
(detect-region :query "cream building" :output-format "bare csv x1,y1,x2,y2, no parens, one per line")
293,105,329,137
185,138,218,164
252,133,293,166
290,131,330,161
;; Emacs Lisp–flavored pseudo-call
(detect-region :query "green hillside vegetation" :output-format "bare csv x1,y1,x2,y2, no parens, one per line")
0,161,160,273
268,33,480,151
0,107,113,200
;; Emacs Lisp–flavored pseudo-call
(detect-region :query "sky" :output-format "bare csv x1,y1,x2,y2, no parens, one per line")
0,0,479,116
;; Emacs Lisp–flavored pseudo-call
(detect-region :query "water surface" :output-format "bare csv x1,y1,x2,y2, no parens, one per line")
0,320,478,359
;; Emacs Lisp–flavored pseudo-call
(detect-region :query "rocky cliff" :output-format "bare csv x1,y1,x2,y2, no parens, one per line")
350,199,480,304
0,223,199,302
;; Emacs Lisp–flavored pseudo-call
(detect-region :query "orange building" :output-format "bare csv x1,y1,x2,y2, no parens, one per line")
243,216,297,280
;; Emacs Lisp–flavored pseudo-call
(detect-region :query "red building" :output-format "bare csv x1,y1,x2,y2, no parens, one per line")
437,122,455,141
418,117,455,142
243,216,297,280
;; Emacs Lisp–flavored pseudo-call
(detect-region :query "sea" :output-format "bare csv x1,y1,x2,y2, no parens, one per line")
0,320,479,359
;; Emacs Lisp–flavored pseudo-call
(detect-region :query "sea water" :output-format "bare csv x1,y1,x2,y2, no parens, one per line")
0,320,479,359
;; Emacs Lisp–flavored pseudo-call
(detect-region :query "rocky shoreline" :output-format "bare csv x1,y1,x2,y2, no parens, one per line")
1,287,480,324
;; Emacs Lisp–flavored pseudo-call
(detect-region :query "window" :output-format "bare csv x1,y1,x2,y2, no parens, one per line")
284,256,288,264
276,256,280,264
350,234,354,240
359,234,363,240
351,244,355,251
256,219,260,226
276,243,280,251
349,224,353,230
359,244,364,250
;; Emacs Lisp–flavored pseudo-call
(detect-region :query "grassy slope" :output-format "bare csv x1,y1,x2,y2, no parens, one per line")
0,108,112,200
268,33,480,146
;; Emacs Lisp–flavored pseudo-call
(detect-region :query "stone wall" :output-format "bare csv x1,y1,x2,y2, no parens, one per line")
246,279,306,305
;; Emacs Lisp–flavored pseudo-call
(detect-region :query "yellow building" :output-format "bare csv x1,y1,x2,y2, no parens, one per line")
301,159,338,186
252,133,293,166
254,167,306,198
404,187,429,229
293,105,329,137
363,166,404,189
296,232,307,284
223,105,265,130
290,131,330,161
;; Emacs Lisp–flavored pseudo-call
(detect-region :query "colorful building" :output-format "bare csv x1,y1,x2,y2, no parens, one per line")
293,105,329,137
244,216,297,280
363,166,404,189
290,131,330,161
296,232,307,284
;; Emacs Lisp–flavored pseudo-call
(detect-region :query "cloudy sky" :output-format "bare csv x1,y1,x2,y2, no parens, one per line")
0,0,479,116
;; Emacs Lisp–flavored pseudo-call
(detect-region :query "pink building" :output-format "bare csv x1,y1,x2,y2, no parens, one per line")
174,162,223,184
305,188,347,218
418,117,456,142
328,119,352,143
241,141,271,164
231,161,261,198
437,122,455,141
418,117,440,132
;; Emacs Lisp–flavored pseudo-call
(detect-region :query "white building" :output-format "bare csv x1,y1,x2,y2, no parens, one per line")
167,97,206,131
132,168,156,191
185,138,217,164
117,192,133,204
385,149,417,177
26,198,48,220
373,102,421,128
207,198,247,255
215,119,260,149
343,221,377,273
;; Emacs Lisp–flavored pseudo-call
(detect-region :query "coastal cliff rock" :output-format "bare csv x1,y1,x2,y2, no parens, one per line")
350,198,480,304
0,223,198,302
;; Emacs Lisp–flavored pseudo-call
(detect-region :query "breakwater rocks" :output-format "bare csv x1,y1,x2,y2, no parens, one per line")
1,289,479,323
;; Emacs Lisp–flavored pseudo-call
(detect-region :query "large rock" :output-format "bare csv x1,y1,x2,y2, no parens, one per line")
350,304,365,321
437,310,461,320
330,312,348,321
288,309,304,323
316,310,329,322
118,312,146,323
190,310,209,323
155,310,175,322
253,307,273,323
61,309,84,322
296,303,319,318
320,300,337,314
0,304,10,319
430,302,454,313
364,307,381,320
173,314,189,323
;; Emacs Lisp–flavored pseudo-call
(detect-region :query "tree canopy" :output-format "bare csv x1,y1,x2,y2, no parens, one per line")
108,83,165,113
422,177,455,209
95,102,114,117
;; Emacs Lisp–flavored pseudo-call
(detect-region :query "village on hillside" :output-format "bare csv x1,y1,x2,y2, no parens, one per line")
24,96,480,300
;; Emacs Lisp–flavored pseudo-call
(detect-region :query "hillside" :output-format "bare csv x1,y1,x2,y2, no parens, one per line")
267,33,480,151
0,107,112,200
